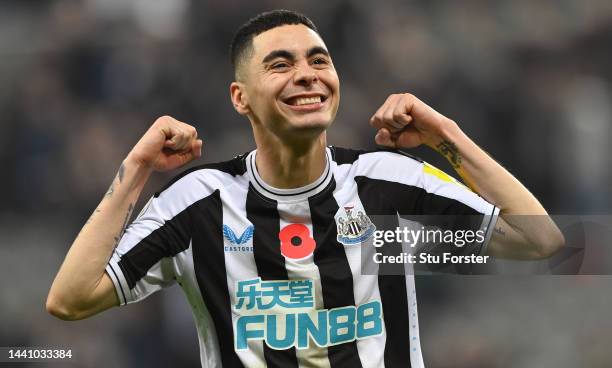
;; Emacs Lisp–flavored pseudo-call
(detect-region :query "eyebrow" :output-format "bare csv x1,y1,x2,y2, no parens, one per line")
262,50,295,64
261,46,330,64
306,46,330,59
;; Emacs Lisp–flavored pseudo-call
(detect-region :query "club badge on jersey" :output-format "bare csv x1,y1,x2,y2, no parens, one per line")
335,203,376,245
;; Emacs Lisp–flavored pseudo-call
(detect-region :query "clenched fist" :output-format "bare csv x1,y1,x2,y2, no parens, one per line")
369,93,456,149
128,116,203,172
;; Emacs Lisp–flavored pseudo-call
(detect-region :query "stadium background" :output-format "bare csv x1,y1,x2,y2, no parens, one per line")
1,1,611,367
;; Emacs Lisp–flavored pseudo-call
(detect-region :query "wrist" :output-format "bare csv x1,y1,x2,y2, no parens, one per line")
122,154,154,189
425,118,461,149
439,119,464,144
426,119,467,170
125,151,153,172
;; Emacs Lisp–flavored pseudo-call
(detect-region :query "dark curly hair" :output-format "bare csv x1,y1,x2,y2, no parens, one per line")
230,10,318,80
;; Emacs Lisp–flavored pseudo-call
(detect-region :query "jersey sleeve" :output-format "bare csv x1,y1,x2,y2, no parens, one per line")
352,149,499,258
405,161,499,257
105,192,192,305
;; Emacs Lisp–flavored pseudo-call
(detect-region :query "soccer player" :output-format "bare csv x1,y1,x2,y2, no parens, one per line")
46,10,564,368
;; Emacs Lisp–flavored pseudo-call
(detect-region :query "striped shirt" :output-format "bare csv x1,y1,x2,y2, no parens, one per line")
106,146,499,368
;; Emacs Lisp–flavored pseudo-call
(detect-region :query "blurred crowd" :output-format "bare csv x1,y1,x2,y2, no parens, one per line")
1,1,611,367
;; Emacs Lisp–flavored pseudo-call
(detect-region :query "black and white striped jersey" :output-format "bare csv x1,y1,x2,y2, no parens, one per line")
105,146,499,368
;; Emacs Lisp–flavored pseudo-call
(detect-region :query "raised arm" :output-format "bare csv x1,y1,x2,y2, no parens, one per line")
370,93,564,260
46,116,202,320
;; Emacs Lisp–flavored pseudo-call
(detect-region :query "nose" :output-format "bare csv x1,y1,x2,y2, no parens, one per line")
293,62,317,86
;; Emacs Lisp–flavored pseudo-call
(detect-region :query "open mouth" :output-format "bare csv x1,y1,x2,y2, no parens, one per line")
283,95,328,107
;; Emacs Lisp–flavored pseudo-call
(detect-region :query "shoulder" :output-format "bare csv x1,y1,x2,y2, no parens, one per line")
330,146,424,177
329,146,427,189
154,151,250,198
330,146,423,165
131,154,250,224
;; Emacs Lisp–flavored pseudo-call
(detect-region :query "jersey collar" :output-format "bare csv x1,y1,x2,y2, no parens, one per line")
246,147,333,202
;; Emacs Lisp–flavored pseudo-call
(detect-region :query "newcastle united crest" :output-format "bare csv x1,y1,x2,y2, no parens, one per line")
336,204,376,245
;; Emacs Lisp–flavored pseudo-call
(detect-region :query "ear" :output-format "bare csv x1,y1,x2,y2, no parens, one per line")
230,82,250,115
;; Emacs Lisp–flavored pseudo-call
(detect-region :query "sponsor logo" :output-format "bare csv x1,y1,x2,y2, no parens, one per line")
234,278,383,350
335,204,376,245
224,225,254,252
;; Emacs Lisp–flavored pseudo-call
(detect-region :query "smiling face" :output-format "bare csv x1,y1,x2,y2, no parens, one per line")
231,24,340,142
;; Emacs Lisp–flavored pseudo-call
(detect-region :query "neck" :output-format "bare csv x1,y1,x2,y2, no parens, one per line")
253,129,328,189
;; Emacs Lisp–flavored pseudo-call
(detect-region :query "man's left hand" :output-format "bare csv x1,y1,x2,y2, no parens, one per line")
369,93,456,149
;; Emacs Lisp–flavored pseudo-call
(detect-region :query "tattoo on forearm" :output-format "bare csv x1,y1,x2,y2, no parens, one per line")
494,227,506,236
436,140,462,168
118,163,125,183
105,183,114,197
105,163,125,197
79,208,101,235
114,203,134,246
85,208,101,226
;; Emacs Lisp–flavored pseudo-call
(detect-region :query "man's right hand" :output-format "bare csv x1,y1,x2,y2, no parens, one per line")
128,116,203,172
47,115,203,320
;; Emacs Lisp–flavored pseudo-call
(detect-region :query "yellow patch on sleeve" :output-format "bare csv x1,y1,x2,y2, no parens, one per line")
422,163,472,191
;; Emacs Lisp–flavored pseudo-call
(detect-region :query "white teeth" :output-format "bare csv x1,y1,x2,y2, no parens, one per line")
294,96,322,106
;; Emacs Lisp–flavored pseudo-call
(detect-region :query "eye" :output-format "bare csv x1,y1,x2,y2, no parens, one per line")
312,57,328,65
271,62,290,70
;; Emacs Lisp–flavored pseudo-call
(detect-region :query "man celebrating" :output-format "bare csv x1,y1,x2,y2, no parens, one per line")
47,10,564,368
